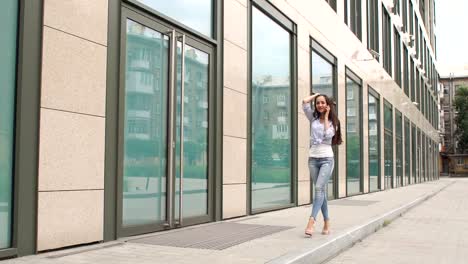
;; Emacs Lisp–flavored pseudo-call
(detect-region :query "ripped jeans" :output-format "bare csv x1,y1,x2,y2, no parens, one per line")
309,157,334,221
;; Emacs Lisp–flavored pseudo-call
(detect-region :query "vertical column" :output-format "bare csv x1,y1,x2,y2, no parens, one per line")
37,0,108,251
222,0,248,219
337,62,347,197
297,26,311,205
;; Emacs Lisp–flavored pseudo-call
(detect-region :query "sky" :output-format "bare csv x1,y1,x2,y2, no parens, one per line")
435,0,468,76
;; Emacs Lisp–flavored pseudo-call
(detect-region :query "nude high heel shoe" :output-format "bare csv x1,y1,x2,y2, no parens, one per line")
304,217,315,237
322,220,330,235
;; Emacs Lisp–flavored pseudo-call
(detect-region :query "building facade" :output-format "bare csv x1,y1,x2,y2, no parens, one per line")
439,74,468,174
439,74,468,154
1,0,440,259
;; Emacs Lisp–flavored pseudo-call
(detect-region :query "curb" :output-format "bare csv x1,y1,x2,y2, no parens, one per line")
267,181,453,264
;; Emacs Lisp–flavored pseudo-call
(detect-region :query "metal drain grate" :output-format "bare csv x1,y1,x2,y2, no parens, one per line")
330,199,379,206
129,222,292,250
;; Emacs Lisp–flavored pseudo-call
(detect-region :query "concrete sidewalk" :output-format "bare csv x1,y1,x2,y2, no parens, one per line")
328,178,468,264
3,179,452,264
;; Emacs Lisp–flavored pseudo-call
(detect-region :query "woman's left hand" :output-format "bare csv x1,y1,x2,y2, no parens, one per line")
325,106,330,116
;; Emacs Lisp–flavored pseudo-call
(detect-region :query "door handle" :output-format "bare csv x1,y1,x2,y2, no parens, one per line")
167,29,176,228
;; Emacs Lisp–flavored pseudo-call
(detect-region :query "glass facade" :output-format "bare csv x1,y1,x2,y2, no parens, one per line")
346,76,361,195
382,6,392,76
422,134,426,182
311,48,336,199
404,118,410,185
368,91,380,192
395,110,403,187
416,128,421,182
136,0,213,37
122,18,210,227
367,0,379,57
0,0,18,249
346,0,362,40
384,102,393,189
251,6,292,210
394,28,401,86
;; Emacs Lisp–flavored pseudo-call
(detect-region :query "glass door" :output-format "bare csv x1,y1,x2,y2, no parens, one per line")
119,8,212,236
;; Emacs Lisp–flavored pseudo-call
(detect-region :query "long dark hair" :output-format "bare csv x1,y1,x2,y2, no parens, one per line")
313,94,343,145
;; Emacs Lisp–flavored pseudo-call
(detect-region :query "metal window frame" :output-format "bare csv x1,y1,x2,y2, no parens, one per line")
346,0,362,40
368,86,381,192
393,27,402,86
0,0,42,259
126,0,217,44
411,123,417,183
383,100,394,189
104,0,224,240
367,0,379,59
394,109,403,187
382,6,392,76
310,38,339,200
345,67,363,196
404,117,411,184
403,45,409,96
247,0,298,214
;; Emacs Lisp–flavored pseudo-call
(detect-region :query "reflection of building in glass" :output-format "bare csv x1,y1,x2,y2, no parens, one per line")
126,21,167,152
368,96,377,128
253,76,290,140
176,47,209,166
346,82,358,133
126,22,209,167
368,96,378,150
313,76,334,100
252,76,291,166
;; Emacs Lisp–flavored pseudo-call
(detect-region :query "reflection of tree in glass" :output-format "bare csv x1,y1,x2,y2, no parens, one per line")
346,135,361,178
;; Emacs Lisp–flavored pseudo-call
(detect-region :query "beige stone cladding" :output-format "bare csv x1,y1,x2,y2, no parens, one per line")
37,0,108,251
223,0,248,219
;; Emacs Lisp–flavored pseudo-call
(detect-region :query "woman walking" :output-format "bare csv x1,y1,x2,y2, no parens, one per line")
303,93,342,236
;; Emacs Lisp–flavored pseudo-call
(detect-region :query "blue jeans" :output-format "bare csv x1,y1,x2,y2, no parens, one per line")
309,157,334,221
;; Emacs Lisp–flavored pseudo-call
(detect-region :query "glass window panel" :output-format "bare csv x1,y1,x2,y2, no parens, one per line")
394,29,402,86
422,135,426,181
384,103,393,189
405,118,410,184
395,111,403,187
136,0,212,37
404,47,409,96
367,0,379,55
311,50,336,199
312,52,334,97
251,6,292,210
0,0,18,249
122,19,169,226
350,0,362,39
175,43,209,219
368,93,380,192
382,8,392,75
346,77,361,195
